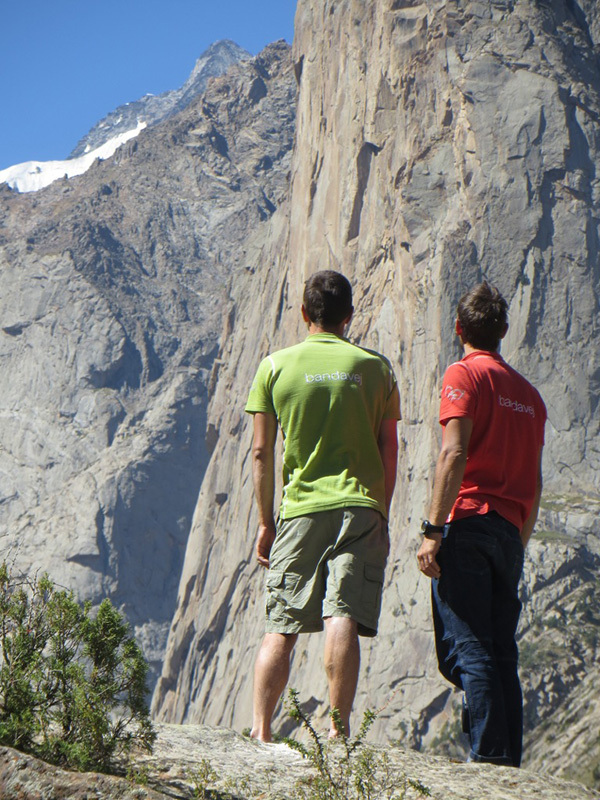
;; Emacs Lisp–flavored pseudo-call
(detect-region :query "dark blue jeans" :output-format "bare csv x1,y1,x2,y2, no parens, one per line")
431,512,524,766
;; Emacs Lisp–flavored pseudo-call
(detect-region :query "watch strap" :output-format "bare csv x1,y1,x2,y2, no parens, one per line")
421,519,445,535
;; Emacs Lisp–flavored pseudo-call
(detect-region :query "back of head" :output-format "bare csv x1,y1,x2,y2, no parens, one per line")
457,281,508,351
303,271,353,327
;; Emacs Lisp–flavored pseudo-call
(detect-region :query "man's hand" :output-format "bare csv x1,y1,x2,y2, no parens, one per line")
256,521,277,568
417,533,442,579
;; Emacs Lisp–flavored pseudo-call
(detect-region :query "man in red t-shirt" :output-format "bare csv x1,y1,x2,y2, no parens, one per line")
417,281,546,767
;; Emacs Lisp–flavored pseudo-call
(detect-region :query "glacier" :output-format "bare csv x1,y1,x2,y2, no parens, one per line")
0,122,146,193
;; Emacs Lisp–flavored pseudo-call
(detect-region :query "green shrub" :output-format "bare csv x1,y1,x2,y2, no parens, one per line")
0,562,155,771
285,689,430,800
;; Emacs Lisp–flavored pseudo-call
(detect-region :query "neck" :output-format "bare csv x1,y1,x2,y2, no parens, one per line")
463,342,499,356
307,322,346,337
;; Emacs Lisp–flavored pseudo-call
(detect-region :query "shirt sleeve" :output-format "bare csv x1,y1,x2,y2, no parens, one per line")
534,388,547,443
383,372,401,420
381,360,402,420
245,357,276,415
439,361,477,425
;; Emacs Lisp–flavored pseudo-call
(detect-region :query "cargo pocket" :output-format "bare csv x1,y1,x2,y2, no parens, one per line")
362,564,385,613
265,570,301,622
265,571,284,621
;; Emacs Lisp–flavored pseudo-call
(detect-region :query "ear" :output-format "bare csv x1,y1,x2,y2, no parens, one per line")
343,307,354,327
301,304,310,323
455,319,463,337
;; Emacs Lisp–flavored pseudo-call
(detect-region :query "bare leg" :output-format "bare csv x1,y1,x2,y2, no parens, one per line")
323,617,360,738
251,632,298,742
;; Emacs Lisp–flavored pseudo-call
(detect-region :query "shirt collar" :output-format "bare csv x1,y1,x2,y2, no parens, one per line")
304,332,346,342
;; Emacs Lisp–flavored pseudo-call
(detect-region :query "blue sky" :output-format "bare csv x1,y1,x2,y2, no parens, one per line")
0,0,297,170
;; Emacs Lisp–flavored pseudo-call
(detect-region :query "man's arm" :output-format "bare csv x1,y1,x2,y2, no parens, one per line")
520,445,543,547
251,412,278,568
378,418,399,516
417,416,473,579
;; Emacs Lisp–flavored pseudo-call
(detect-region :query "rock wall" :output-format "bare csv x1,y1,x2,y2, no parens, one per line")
154,0,600,784
0,42,296,687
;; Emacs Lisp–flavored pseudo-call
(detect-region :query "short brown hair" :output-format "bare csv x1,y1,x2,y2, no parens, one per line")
457,282,508,351
303,271,353,326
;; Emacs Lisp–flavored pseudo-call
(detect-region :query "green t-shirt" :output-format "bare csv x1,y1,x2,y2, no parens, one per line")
245,333,400,520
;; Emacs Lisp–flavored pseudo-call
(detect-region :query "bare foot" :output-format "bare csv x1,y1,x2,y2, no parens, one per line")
250,728,272,743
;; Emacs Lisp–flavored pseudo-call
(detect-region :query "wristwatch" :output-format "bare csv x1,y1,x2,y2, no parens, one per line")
421,520,445,535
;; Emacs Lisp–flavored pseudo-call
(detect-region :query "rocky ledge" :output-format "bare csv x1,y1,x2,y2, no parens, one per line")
0,723,597,800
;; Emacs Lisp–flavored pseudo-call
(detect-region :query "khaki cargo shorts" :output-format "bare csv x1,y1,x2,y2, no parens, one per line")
264,507,389,638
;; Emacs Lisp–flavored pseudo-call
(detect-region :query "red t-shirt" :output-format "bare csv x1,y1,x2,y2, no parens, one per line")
439,350,546,530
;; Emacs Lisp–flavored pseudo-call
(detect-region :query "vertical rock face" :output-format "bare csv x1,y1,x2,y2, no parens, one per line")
155,0,600,782
0,42,296,688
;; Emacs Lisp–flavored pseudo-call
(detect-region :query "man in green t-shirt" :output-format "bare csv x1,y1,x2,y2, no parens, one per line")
245,271,400,742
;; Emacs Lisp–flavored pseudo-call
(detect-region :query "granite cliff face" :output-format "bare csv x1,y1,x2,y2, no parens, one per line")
154,0,600,785
0,41,296,687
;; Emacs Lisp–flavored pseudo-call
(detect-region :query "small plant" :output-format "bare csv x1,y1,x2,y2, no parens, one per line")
188,759,221,799
0,562,155,772
285,689,431,800
188,759,260,800
127,763,150,786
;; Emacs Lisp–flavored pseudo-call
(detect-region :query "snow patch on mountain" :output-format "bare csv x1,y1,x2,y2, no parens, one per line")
0,123,146,193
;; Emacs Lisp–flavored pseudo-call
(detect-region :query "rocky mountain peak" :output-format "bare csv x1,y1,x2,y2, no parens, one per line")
181,39,251,98
69,39,251,158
